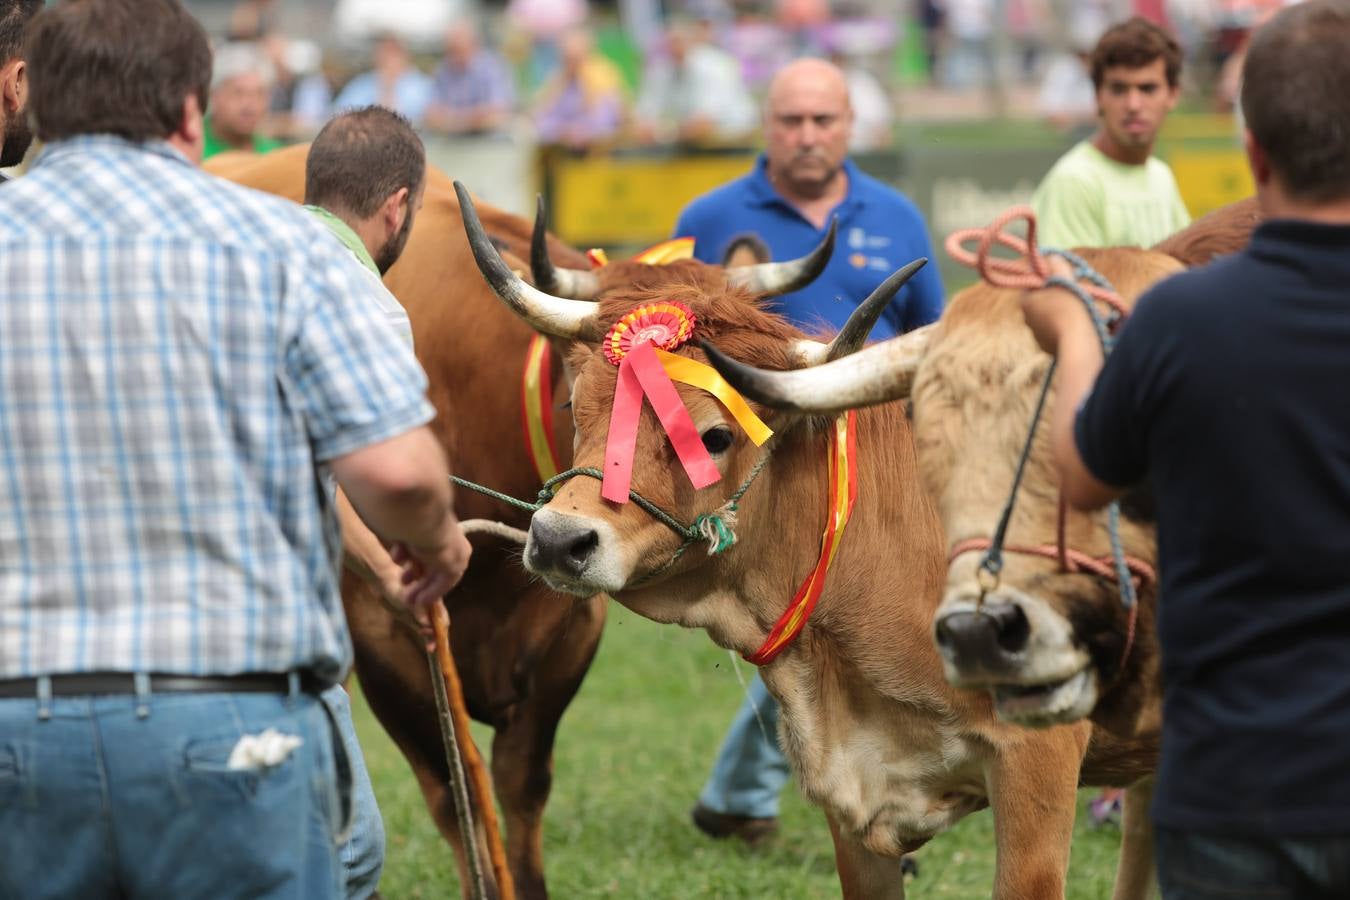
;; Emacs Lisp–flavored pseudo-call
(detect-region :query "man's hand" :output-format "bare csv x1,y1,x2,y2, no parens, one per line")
1019,254,1092,355
389,520,473,646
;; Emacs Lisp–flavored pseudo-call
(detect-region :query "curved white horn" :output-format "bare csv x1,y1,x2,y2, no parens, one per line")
530,194,602,300
703,324,936,413
726,219,837,297
455,182,603,341
791,258,929,365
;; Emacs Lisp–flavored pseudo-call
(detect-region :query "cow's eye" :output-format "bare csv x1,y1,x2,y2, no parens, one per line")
701,427,734,455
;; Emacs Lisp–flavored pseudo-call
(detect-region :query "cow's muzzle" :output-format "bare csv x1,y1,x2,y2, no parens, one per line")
933,602,1029,679
527,515,598,577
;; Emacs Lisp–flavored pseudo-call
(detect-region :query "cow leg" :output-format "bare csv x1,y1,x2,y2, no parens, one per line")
1110,778,1158,900
826,814,906,900
986,726,1090,899
489,594,606,900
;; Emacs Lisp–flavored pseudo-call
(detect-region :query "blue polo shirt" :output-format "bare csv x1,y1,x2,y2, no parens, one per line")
1076,220,1350,836
673,156,944,337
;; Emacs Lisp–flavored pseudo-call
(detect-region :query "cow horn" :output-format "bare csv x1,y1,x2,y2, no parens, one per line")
726,219,837,297
530,195,601,300
792,258,929,366
455,181,604,341
702,324,936,413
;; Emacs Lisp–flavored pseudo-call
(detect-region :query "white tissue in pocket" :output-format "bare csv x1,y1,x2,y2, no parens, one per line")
226,728,303,771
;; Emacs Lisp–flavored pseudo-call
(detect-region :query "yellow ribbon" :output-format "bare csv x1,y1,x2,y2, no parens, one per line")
653,348,773,446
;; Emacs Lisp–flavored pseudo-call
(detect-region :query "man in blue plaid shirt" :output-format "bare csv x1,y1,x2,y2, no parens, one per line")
0,1,472,896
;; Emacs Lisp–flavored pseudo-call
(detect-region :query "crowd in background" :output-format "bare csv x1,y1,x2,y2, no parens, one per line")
201,0,1297,156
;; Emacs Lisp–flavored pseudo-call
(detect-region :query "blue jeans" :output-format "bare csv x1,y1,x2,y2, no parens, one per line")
0,680,343,900
322,686,385,900
1156,827,1350,899
698,673,790,819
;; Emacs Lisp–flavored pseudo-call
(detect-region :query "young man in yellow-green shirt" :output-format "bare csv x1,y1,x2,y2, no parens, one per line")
1032,17,1191,250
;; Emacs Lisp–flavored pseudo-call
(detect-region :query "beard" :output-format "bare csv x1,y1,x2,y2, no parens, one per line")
1,111,34,168
374,208,415,275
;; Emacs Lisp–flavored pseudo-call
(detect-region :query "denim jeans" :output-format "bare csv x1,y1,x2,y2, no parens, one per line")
1156,826,1350,899
0,680,343,900
698,673,790,819
322,686,385,900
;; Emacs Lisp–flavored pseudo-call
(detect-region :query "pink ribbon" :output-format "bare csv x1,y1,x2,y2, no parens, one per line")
601,341,721,503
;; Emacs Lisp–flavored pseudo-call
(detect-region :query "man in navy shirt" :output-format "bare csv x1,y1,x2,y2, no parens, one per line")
1022,2,1350,895
678,57,945,845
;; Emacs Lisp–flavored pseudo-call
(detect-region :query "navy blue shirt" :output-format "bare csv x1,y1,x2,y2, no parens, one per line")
1076,220,1350,835
673,155,945,337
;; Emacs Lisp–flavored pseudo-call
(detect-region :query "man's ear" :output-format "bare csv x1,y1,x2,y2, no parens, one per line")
383,185,410,234
1243,128,1270,188
169,92,206,164
3,59,26,117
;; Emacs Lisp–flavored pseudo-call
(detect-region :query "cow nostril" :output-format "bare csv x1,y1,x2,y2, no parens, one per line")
566,530,599,568
934,612,977,653
986,603,1030,654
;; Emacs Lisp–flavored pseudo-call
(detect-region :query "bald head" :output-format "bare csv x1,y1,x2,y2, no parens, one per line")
763,58,854,202
766,58,851,117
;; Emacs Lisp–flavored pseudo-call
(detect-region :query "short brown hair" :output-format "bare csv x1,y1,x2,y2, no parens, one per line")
0,0,40,65
1090,17,1182,90
1241,0,1350,203
304,106,426,219
27,0,211,143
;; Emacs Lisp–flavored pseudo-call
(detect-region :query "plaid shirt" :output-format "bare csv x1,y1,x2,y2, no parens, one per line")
0,137,434,682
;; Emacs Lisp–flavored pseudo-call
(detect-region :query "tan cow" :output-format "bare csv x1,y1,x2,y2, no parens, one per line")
456,182,1160,899
699,198,1262,898
205,146,835,897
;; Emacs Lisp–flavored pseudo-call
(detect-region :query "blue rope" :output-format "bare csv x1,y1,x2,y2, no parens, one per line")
979,249,1138,611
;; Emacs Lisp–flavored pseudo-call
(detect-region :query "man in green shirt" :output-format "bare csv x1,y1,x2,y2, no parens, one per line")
202,41,283,160
302,104,432,900
1031,17,1191,250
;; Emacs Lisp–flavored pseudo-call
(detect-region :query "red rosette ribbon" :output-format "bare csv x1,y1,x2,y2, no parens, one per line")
600,302,720,503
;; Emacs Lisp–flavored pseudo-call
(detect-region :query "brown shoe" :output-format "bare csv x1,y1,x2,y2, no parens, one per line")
691,803,779,847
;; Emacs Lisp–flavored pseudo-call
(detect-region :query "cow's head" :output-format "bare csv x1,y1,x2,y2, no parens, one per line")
696,244,1184,735
456,183,927,645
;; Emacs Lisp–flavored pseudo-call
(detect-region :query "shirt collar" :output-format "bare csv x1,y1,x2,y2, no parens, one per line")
34,134,194,170
745,154,865,218
303,205,381,275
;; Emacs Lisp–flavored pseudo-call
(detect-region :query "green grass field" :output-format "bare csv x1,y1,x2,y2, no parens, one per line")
352,607,1126,898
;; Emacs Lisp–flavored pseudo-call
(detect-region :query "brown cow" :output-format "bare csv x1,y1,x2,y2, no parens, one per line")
205,146,836,897
699,198,1261,898
456,182,1161,899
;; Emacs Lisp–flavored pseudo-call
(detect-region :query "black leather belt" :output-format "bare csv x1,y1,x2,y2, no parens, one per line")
0,671,322,699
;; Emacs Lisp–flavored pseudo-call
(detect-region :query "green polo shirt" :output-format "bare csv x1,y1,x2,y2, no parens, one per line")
304,205,415,347
201,115,283,161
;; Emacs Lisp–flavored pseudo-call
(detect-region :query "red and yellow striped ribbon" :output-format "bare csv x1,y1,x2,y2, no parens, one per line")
588,237,696,269
520,334,560,482
744,410,858,666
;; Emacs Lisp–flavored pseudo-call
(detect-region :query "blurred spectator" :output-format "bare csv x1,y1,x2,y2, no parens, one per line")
942,0,996,89
506,0,587,91
841,60,893,151
204,42,282,160
227,0,277,42
290,53,341,134
635,20,756,145
1037,44,1096,131
425,21,516,135
722,2,792,92
333,34,435,125
916,0,946,86
532,28,626,151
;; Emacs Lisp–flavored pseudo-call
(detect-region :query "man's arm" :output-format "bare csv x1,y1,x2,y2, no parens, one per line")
1020,258,1124,512
335,488,406,599
329,426,472,615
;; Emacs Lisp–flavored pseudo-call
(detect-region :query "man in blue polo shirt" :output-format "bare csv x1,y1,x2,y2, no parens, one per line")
1022,2,1350,895
676,57,945,845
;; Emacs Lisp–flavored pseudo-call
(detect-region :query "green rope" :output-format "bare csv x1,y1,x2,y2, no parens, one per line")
449,439,779,575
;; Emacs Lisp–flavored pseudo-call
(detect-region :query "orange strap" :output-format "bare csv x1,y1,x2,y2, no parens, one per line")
745,411,857,666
